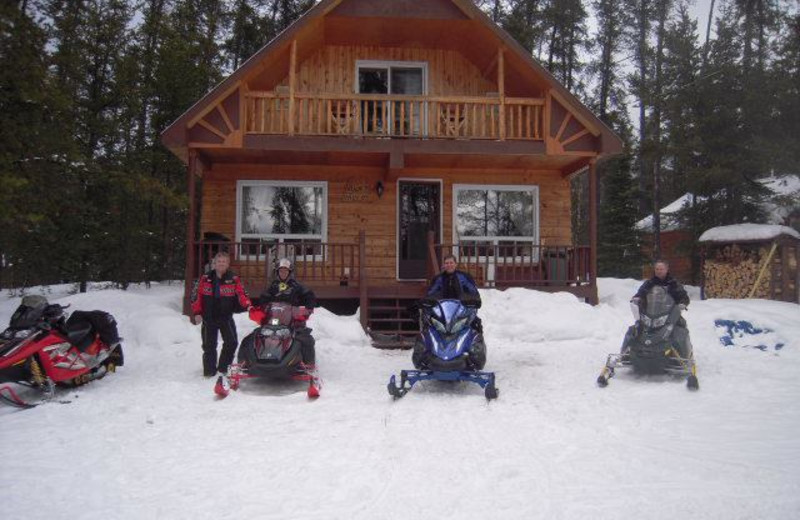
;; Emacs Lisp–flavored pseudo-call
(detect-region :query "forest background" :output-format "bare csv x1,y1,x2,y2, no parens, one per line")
1,0,797,290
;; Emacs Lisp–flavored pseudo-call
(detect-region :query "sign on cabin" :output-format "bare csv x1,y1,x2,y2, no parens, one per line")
342,179,372,202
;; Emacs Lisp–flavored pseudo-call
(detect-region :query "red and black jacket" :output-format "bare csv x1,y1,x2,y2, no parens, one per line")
191,270,251,320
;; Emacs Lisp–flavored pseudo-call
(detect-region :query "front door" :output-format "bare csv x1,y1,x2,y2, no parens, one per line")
398,181,441,280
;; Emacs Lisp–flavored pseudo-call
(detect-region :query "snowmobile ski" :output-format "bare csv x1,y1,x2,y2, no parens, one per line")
387,369,498,400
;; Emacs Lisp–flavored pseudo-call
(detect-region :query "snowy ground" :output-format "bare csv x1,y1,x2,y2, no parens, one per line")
1,280,798,519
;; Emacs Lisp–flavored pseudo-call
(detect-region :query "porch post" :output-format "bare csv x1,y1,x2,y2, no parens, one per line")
588,158,599,304
498,48,505,140
183,149,199,315
359,230,368,331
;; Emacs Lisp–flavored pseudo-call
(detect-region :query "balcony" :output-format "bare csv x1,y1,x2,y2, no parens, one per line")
244,91,545,141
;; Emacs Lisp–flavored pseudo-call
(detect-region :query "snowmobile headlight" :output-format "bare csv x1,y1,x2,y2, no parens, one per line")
450,317,468,334
270,318,280,326
652,315,669,328
260,327,274,336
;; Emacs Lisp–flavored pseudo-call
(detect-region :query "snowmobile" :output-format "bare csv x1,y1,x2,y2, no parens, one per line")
0,295,124,408
387,298,498,400
597,286,699,390
214,303,320,399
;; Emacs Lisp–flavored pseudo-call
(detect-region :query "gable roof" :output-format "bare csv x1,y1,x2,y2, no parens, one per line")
161,0,623,161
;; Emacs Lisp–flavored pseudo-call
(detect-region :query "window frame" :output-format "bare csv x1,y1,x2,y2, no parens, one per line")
452,184,541,264
235,180,328,260
355,60,429,136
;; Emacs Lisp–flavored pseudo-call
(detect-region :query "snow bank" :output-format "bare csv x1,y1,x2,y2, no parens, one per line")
1,280,798,520
698,223,800,243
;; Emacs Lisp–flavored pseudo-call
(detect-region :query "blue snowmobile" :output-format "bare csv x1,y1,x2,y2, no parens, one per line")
387,298,498,400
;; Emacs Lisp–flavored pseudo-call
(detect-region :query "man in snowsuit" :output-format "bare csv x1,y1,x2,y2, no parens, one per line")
624,259,693,358
191,251,252,377
253,258,317,370
414,254,486,370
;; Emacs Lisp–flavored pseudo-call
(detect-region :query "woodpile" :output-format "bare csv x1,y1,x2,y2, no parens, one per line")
703,244,771,299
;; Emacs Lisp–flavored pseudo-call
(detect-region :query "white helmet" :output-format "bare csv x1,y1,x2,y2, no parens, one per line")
277,258,292,270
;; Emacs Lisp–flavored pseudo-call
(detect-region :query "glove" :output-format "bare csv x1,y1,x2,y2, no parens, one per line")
192,315,203,325
420,297,437,308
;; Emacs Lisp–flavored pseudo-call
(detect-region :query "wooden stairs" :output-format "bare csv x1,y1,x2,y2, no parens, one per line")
367,297,422,349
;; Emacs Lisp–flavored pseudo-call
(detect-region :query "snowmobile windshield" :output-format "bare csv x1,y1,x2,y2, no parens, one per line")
265,303,293,327
432,299,470,335
9,295,48,329
644,286,674,319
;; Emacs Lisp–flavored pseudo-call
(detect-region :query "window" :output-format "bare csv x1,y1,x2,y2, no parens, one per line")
236,181,327,259
453,185,540,261
356,60,426,136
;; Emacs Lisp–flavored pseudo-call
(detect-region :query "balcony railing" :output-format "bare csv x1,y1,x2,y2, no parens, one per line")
244,91,545,140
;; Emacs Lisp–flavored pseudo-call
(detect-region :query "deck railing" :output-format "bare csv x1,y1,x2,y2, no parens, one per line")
430,240,592,288
193,238,364,288
245,91,545,140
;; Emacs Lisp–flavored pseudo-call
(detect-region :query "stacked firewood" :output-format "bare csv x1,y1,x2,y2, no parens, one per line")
703,244,771,299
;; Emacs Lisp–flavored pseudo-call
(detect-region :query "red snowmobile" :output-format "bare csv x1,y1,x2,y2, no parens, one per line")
214,302,319,399
0,295,124,408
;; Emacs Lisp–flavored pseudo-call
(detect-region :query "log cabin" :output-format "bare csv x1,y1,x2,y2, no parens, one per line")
161,0,623,346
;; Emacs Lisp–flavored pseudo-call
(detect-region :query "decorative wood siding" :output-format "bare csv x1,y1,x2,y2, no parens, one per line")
201,164,571,285
277,45,497,96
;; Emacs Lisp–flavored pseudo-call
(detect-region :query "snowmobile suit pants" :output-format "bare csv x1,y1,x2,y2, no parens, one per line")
296,328,315,366
201,317,238,375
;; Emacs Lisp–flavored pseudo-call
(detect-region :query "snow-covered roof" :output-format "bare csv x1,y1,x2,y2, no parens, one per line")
698,223,800,243
637,174,800,232
635,193,695,232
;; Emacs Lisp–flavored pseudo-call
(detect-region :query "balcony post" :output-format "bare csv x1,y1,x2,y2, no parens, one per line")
288,39,297,135
498,48,505,140
183,149,199,315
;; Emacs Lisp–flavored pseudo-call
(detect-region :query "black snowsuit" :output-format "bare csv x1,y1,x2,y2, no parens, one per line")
191,269,251,376
254,277,317,366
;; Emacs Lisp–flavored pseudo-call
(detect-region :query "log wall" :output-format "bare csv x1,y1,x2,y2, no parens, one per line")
277,45,497,97
201,164,572,286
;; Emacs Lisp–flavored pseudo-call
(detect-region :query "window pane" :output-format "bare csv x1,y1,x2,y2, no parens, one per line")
390,67,423,95
456,188,535,238
358,68,388,94
241,185,323,236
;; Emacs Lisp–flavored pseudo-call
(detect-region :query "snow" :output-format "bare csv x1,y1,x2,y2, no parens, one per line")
2,280,800,519
698,223,800,243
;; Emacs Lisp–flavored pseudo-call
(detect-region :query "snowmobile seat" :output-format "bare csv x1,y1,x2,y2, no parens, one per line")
64,320,95,351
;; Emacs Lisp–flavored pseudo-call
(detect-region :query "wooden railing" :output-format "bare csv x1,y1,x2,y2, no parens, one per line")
245,91,545,140
193,238,364,289
429,241,592,288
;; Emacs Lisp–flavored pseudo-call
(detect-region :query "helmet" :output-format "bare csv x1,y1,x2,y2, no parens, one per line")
277,258,292,270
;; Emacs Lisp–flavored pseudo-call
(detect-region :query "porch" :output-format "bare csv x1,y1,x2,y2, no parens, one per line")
187,231,595,346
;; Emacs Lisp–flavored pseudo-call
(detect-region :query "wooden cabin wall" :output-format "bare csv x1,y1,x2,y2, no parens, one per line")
201,164,571,285
275,45,496,97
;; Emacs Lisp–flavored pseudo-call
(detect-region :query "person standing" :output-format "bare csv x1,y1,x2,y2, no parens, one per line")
191,251,251,376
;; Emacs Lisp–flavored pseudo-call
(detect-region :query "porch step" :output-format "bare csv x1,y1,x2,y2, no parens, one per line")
367,297,421,349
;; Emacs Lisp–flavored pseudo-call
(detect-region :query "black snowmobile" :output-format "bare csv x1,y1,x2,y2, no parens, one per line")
597,285,699,390
214,303,319,399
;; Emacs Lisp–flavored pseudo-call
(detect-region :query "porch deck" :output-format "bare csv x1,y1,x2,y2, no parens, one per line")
186,231,595,346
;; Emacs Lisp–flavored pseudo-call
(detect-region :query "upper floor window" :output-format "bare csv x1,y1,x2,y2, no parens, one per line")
355,60,427,136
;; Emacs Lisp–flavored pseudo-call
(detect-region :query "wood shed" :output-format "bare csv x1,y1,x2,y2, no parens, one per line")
700,224,800,303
